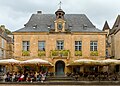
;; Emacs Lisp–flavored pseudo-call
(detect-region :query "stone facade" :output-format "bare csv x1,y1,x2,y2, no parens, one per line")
13,32,106,59
13,9,107,74
0,25,13,59
103,15,120,59
13,32,106,73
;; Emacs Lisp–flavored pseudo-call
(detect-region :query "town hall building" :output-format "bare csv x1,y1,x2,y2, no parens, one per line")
13,8,106,75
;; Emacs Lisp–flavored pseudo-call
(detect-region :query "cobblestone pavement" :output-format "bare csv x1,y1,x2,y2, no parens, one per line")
0,84,120,86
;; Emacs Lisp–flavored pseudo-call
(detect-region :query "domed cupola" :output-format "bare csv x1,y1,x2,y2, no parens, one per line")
55,8,65,19
54,2,66,32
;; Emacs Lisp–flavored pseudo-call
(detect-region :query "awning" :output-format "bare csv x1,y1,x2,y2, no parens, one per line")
0,59,21,65
20,58,53,66
67,59,120,66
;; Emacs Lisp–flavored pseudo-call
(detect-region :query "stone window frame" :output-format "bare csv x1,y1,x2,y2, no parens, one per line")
38,41,45,51
56,40,64,50
90,41,98,51
75,41,82,51
22,41,30,51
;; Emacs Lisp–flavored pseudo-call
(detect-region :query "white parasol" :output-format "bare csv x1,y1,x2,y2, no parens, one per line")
0,59,21,65
20,58,53,66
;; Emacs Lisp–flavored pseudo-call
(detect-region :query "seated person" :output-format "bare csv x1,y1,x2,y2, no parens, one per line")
18,74,24,82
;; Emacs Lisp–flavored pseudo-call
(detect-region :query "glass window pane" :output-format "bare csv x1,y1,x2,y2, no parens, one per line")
90,42,93,45
90,46,93,51
90,41,98,51
38,41,45,51
94,42,97,45
94,46,97,51
75,41,82,51
23,41,30,51
57,41,64,50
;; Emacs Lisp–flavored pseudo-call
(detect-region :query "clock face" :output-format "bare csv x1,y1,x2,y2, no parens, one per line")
58,23,62,30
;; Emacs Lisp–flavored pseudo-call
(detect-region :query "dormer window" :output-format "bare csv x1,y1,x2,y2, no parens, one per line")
33,24,37,28
47,24,51,29
83,24,87,30
48,26,51,29
69,25,72,29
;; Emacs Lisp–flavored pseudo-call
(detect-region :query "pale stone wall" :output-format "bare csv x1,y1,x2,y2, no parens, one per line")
114,31,120,59
13,32,106,73
14,32,106,59
0,36,7,59
111,34,115,57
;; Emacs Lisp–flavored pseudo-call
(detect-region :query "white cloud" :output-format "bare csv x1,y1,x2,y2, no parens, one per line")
0,0,120,31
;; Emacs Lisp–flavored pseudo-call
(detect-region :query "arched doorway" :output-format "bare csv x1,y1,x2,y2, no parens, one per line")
55,61,65,76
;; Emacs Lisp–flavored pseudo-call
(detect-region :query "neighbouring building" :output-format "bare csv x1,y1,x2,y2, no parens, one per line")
103,15,120,59
103,15,120,73
13,8,106,75
102,21,111,58
0,25,14,72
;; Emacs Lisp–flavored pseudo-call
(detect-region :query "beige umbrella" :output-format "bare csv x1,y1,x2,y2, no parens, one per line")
0,59,21,65
69,59,96,66
101,59,120,65
20,58,53,66
0,59,21,72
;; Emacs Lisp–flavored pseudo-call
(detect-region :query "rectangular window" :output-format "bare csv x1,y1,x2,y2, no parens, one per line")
38,41,45,51
56,40,64,50
0,49,4,57
90,41,98,51
1,39,4,48
75,41,82,51
23,41,30,51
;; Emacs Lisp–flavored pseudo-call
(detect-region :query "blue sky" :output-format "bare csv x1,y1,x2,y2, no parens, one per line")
0,0,120,31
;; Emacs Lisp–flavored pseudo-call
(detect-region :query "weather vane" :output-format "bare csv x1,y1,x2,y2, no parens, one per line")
58,1,62,9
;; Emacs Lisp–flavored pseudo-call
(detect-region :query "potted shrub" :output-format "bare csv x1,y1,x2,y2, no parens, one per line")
38,51,46,57
22,50,30,56
60,50,69,56
51,50,59,56
90,51,98,56
75,51,82,56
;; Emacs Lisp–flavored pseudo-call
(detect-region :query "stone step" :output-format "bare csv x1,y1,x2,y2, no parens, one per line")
0,81,120,85
46,76,75,81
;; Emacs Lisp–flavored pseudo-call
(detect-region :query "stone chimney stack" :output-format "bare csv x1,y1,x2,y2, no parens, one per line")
37,11,42,14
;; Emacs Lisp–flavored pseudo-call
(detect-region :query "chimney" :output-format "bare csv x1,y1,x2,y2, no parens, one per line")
37,11,42,14
0,25,5,31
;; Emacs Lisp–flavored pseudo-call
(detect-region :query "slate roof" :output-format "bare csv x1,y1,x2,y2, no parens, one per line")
14,13,103,33
102,21,110,31
110,15,120,34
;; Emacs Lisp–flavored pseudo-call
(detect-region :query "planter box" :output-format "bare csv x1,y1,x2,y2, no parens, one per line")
51,50,70,59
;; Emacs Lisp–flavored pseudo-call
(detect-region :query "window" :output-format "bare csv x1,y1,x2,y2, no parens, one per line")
0,65,4,72
1,50,4,57
106,49,109,57
23,41,30,51
56,40,64,50
57,23,62,30
75,41,82,51
38,41,45,51
0,49,4,57
90,41,98,51
1,39,4,48
59,16,61,18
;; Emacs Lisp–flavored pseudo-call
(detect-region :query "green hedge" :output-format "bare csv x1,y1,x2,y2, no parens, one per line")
75,51,82,56
90,51,98,56
22,51,30,56
51,50,69,56
60,50,69,56
38,51,46,57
